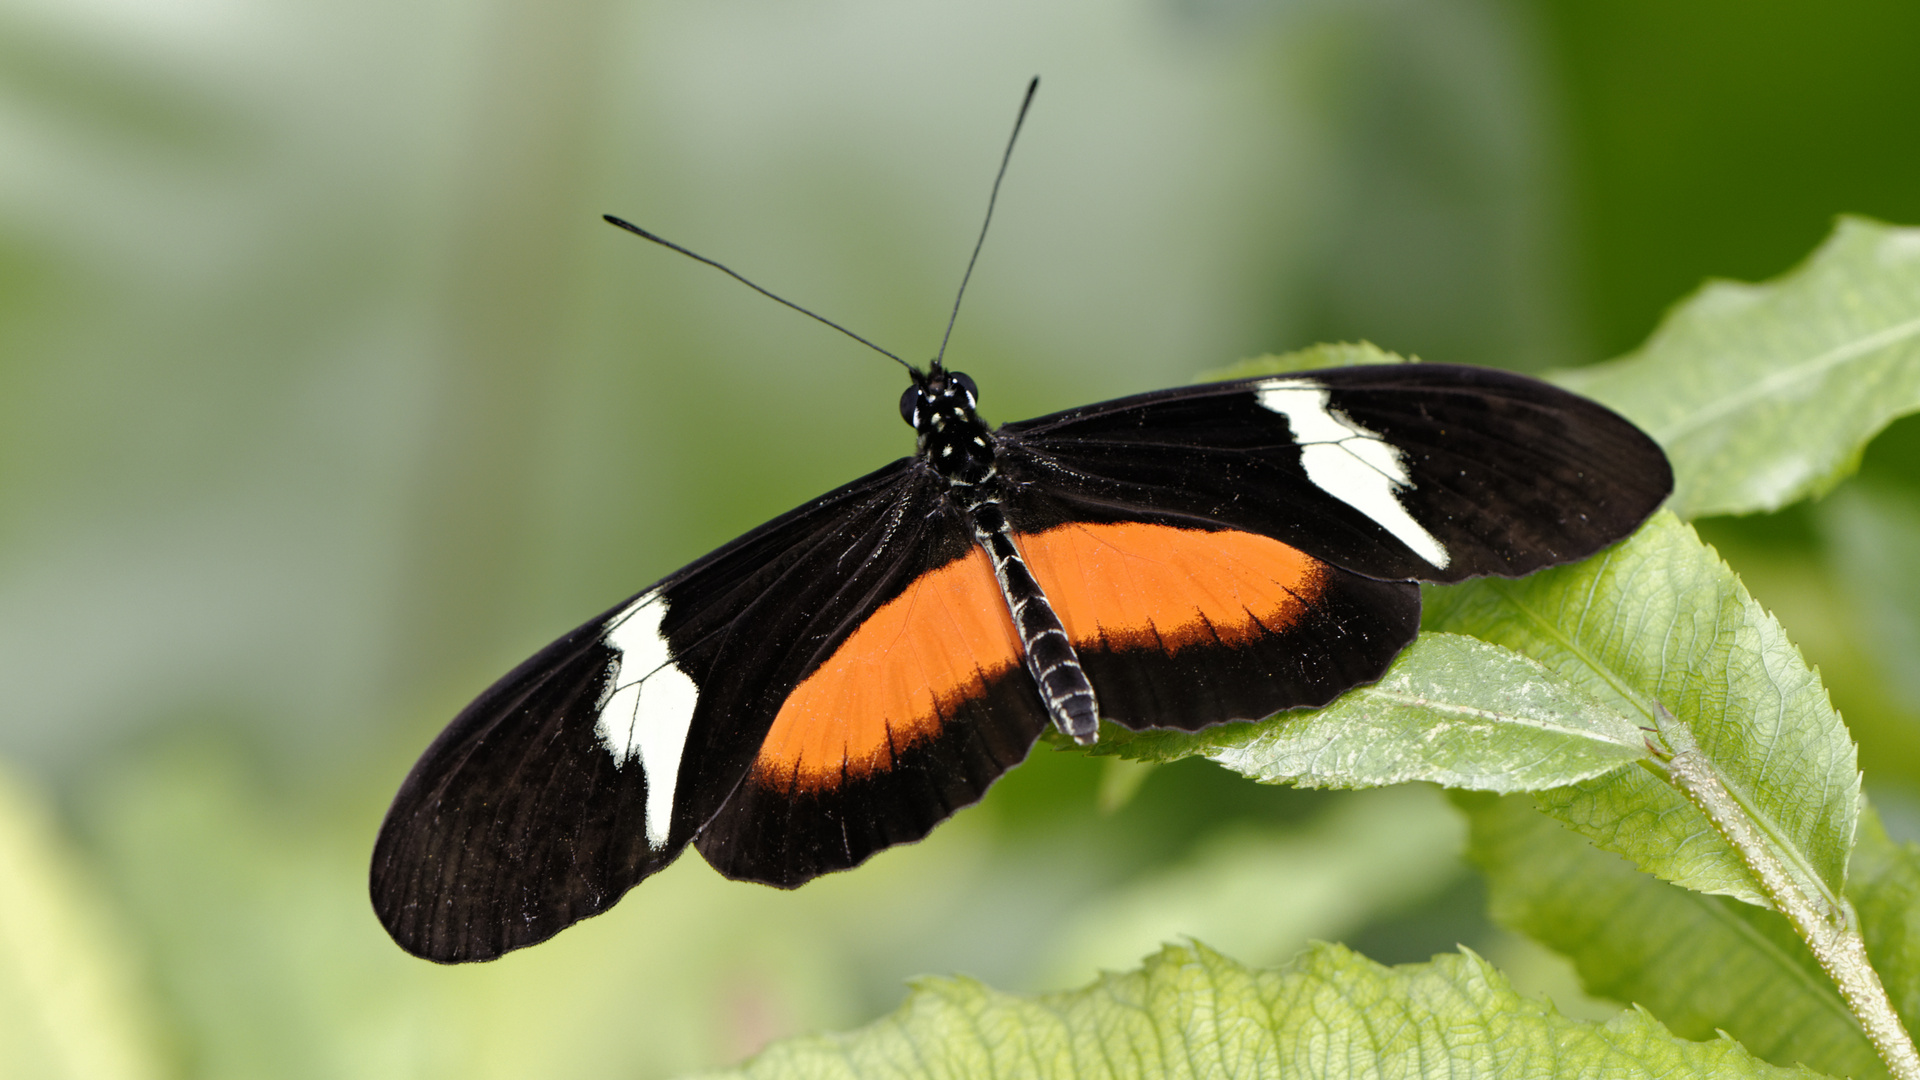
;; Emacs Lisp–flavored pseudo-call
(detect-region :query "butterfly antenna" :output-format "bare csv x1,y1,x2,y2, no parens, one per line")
602,214,915,373
933,76,1039,372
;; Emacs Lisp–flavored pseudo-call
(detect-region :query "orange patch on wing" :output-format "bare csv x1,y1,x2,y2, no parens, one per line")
1018,522,1327,652
753,547,1020,793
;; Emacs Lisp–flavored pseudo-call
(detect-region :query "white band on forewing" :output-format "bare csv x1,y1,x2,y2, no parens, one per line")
1255,379,1450,570
598,593,701,849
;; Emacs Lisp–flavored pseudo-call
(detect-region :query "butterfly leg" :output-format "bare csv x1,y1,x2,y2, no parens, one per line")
969,501,1100,744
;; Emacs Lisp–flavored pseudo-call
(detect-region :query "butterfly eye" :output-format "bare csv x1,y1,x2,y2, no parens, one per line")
899,385,921,426
951,372,979,407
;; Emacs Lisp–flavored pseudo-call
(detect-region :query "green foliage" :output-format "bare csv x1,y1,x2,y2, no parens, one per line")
1097,633,1648,794
1430,512,1860,906
1108,508,1863,911
1557,218,1920,518
1460,791,1881,1079
705,942,1820,1080
1852,812,1920,1041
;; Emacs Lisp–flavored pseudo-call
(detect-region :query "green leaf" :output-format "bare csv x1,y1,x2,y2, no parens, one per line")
1555,217,1920,519
0,763,165,1080
702,940,1824,1080
1459,791,1882,1080
1202,340,1410,381
1849,808,1920,1040
1098,633,1648,793
1427,512,1860,907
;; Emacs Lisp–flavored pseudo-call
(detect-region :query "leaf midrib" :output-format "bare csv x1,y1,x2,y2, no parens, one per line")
1652,313,1920,443
1351,686,1642,751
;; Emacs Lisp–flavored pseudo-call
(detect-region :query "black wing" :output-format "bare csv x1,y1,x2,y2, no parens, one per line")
985,363,1669,734
997,363,1672,584
371,456,996,962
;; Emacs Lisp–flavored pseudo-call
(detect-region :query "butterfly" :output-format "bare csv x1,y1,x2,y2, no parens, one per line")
369,81,1673,963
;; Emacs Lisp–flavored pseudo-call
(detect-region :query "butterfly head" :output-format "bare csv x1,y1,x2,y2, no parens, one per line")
899,368,980,430
902,368,993,481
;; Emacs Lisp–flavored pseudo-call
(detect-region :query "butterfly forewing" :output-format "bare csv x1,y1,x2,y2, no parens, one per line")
369,614,664,963
999,363,1673,584
375,458,961,961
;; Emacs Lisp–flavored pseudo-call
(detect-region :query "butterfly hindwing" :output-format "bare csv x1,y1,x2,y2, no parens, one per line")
997,510,1422,732
693,542,1052,887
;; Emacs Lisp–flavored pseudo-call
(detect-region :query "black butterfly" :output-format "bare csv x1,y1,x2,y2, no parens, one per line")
370,81,1672,963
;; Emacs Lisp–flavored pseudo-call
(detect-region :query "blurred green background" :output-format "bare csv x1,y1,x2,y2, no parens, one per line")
4,1,1920,1077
